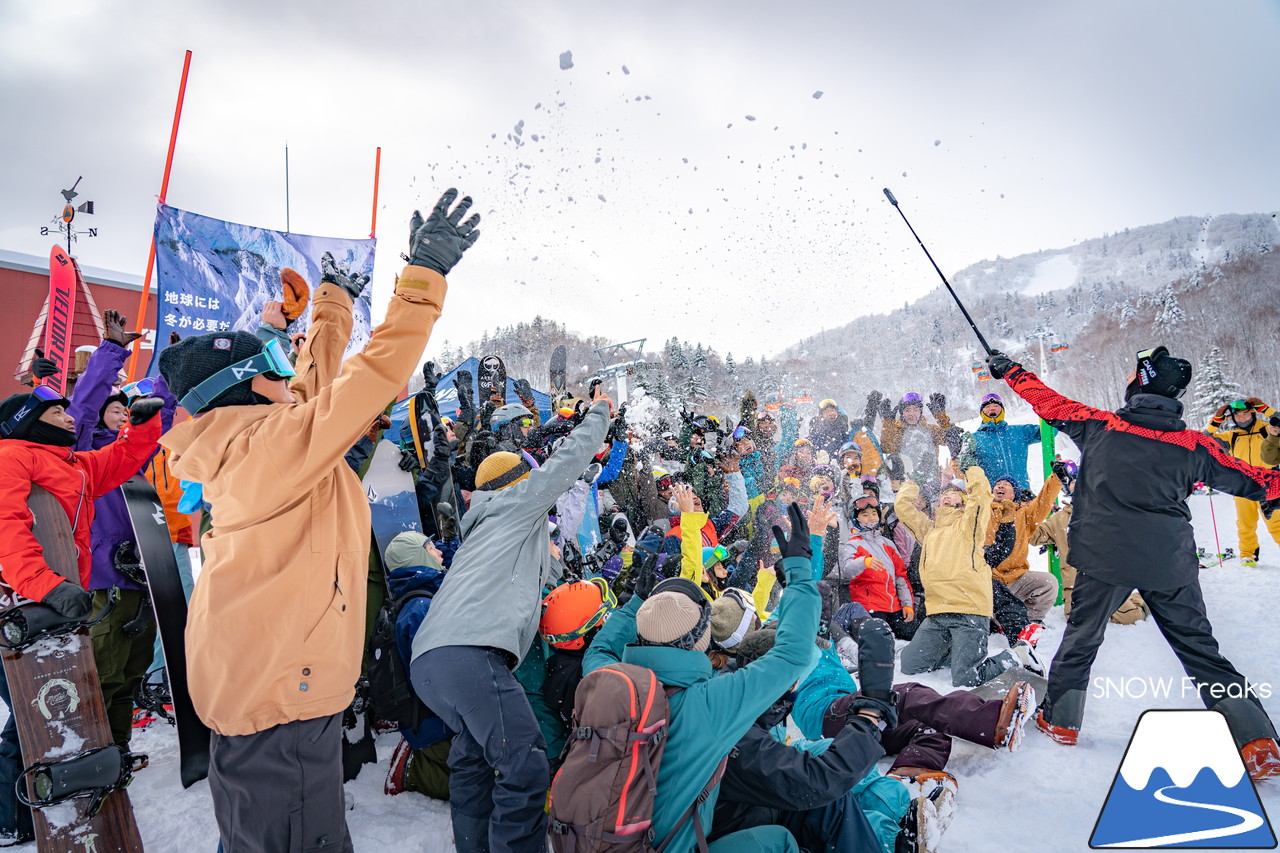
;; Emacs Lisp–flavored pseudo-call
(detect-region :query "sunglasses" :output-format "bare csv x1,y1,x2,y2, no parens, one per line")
1,385,66,438
179,338,297,414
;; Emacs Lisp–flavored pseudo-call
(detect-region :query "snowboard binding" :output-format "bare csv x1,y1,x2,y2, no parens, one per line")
16,743,147,817
133,668,175,726
0,588,120,651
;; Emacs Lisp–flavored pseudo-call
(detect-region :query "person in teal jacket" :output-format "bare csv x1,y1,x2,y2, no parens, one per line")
583,503,827,853
960,393,1041,488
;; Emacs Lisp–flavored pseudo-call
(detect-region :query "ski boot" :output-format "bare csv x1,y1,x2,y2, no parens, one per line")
994,681,1035,752
1016,621,1044,648
892,769,957,853
1011,639,1046,676
1242,738,1280,782
385,738,412,796
1242,548,1260,568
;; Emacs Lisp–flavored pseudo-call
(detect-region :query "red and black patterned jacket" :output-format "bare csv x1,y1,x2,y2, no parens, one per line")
1003,367,1280,590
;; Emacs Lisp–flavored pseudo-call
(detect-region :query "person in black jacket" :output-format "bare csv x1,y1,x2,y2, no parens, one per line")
989,346,1280,780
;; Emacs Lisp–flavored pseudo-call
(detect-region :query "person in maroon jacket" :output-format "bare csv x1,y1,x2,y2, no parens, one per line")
0,387,161,844
989,346,1280,781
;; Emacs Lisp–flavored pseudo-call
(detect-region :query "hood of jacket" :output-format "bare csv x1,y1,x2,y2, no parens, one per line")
1116,394,1185,431
622,642,714,689
387,563,445,600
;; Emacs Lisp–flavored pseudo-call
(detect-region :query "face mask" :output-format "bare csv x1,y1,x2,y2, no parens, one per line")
25,421,77,448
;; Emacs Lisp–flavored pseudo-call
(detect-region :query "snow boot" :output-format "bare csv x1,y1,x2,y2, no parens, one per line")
1016,621,1044,647
994,681,1035,752
1036,688,1086,746
385,738,412,796
1011,639,1046,676
893,770,957,853
1242,738,1280,782
1242,548,1260,568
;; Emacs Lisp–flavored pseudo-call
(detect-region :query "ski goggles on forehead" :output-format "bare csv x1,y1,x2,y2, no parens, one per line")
1,385,67,438
1060,460,1079,477
981,394,1002,405
901,392,923,405
731,426,751,441
1229,400,1250,412
715,588,757,651
179,338,297,414
819,398,837,409
851,494,880,512
122,378,154,401
654,475,674,491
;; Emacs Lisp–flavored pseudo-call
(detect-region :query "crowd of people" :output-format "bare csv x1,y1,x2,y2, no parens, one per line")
0,190,1279,852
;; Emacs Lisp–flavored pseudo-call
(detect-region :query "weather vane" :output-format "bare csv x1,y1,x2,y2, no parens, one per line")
39,176,96,254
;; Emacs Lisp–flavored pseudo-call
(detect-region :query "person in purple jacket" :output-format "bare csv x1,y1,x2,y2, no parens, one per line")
67,309,176,749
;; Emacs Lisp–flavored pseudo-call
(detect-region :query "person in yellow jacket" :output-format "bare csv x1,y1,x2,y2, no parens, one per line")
895,463,1042,687
158,191,478,853
1205,397,1280,565
984,474,1061,622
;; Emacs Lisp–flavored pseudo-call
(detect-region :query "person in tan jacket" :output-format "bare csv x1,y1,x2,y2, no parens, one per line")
984,474,1061,622
895,464,1042,687
159,191,479,853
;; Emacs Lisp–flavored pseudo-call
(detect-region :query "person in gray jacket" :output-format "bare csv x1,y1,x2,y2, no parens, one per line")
410,390,613,853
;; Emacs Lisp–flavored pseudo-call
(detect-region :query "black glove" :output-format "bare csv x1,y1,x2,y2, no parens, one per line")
772,502,812,562
455,372,475,423
408,189,481,276
398,447,422,473
1270,415,1280,429
883,454,905,483
43,581,93,621
863,391,882,426
927,392,947,417
1050,460,1071,483
1263,498,1280,521
422,361,442,397
633,551,659,600
514,377,534,403
479,400,496,431
855,618,895,696
879,398,895,422
607,404,628,442
986,350,1020,380
844,694,899,730
128,397,164,426
31,348,60,380
320,251,369,301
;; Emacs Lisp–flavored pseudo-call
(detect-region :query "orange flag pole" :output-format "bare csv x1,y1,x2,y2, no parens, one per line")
370,146,382,239
128,49,192,381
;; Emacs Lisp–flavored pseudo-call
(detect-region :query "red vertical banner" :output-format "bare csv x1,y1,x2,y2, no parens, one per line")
44,246,78,396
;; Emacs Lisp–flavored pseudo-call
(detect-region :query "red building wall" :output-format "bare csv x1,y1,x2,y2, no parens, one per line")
1,251,158,398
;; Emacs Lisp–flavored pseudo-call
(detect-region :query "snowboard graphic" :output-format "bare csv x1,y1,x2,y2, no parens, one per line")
364,439,422,566
119,476,211,788
550,345,567,398
479,355,507,404
0,486,143,852
43,246,78,398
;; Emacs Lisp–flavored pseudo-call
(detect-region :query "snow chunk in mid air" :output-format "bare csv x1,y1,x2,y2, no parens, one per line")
559,51,574,70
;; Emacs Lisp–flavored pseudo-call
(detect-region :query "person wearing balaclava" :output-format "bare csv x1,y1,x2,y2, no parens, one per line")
988,346,1280,781
159,190,479,853
0,386,162,844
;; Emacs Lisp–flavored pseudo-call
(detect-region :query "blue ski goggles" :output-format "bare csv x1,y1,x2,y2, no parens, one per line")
1,385,69,438
179,338,297,413
121,378,154,402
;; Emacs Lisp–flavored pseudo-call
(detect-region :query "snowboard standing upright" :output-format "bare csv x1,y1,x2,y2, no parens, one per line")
364,440,422,564
0,486,143,852
118,476,211,788
549,345,567,399
478,354,507,405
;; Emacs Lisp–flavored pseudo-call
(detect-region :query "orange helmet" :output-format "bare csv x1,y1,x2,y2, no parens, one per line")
540,578,617,650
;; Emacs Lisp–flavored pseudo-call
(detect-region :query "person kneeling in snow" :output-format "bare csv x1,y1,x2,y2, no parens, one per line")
894,463,1043,688
159,191,477,852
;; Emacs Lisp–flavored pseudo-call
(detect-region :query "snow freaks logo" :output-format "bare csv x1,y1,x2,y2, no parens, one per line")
1090,710,1276,848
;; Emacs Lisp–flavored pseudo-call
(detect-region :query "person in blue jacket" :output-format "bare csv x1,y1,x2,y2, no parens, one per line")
960,393,1041,488
583,503,882,853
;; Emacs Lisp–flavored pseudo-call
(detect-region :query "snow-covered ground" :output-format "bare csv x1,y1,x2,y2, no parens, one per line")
5,490,1278,850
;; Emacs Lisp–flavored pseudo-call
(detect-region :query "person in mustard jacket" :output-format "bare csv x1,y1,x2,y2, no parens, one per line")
984,474,1060,623
1205,397,1280,565
895,463,1042,687
159,192,478,853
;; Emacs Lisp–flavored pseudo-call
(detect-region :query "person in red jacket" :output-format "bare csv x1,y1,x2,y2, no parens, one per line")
0,386,161,844
834,492,915,638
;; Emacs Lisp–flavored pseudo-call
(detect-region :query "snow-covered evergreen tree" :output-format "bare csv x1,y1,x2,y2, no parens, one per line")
1152,282,1186,338
1191,346,1241,425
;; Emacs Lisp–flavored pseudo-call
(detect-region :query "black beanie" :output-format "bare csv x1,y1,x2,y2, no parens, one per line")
159,332,268,412
1126,346,1192,402
0,392,72,442
98,391,129,427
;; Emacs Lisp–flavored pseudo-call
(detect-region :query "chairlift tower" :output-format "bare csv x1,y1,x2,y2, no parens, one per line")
589,338,653,406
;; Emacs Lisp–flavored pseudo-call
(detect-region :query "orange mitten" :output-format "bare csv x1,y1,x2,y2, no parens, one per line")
280,268,311,321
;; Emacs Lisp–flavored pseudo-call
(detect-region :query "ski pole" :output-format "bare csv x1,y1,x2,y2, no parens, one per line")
883,188,993,356
1205,485,1224,568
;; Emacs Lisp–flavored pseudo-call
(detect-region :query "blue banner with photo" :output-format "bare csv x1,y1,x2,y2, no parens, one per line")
148,203,375,374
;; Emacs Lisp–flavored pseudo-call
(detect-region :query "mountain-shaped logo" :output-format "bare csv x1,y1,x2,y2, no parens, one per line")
1091,710,1276,848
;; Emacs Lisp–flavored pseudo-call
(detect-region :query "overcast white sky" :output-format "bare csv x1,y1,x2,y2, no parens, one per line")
3,1,1278,361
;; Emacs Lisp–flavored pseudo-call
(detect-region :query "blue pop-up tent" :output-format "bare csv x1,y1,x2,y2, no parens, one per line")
388,357,554,444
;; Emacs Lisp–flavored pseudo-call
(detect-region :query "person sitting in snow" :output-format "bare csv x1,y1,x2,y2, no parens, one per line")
988,345,1280,780
893,462,1043,687
829,492,915,637
983,472,1061,636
